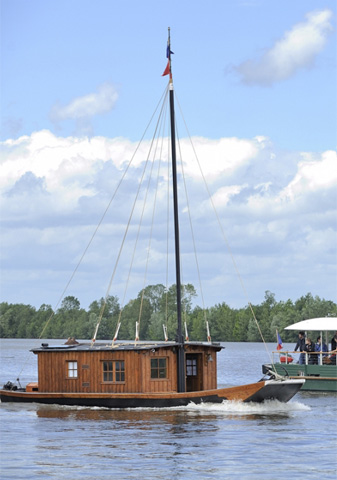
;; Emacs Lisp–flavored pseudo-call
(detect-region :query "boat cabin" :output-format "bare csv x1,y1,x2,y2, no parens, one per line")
30,341,222,394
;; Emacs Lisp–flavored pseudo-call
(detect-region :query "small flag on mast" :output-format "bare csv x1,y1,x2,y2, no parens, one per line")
162,60,170,76
276,330,283,350
162,30,173,77
166,45,174,58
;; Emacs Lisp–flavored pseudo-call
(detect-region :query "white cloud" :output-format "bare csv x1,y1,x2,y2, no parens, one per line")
0,131,265,204
279,150,337,201
211,184,247,208
180,136,265,181
2,130,335,221
235,9,333,85
50,83,118,121
0,130,145,212
1,130,336,309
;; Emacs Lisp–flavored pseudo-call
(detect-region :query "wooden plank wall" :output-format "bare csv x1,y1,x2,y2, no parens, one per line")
37,348,177,393
37,345,218,393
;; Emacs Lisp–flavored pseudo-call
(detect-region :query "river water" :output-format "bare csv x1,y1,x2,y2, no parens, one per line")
0,339,336,479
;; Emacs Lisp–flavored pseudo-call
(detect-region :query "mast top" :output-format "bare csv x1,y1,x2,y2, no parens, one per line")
162,27,173,83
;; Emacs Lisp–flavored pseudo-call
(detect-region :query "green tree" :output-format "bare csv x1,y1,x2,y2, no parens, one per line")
207,302,236,341
59,296,81,312
142,284,166,313
1,289,336,341
28,304,54,338
190,307,207,341
247,317,260,342
232,308,250,342
148,311,167,340
0,303,36,338
118,295,153,340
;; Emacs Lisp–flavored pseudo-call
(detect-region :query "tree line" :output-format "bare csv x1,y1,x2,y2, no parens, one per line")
0,286,336,343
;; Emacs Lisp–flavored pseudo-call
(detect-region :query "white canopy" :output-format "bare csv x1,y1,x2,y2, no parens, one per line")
285,318,337,331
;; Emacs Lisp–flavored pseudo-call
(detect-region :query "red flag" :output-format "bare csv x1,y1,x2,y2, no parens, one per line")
276,331,283,350
162,60,170,76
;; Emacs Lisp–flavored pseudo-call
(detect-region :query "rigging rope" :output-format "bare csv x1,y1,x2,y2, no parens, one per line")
26,84,171,356
92,88,170,345
175,92,272,361
175,122,211,342
164,112,171,340
110,87,170,344
135,90,170,342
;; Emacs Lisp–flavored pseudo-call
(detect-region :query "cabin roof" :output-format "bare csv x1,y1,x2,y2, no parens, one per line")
31,340,223,353
285,318,337,331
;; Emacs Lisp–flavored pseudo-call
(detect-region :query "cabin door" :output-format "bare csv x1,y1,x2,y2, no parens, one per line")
186,354,203,392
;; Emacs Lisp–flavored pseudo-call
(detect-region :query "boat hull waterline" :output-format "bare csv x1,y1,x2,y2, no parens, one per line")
0,379,304,408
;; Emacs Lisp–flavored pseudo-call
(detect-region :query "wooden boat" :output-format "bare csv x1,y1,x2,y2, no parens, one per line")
0,31,305,408
263,318,337,392
1,339,304,406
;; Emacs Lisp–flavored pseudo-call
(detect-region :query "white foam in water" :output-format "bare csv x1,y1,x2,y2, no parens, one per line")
181,399,311,415
40,399,310,415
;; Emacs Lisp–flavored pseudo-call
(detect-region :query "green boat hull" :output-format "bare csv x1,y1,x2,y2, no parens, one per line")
264,363,337,392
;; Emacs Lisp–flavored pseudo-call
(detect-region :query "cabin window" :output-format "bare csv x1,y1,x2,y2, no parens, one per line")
114,361,125,382
67,361,78,378
102,361,125,383
186,357,197,376
151,358,167,379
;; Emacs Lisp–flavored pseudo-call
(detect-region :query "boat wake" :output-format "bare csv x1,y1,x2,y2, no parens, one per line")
44,399,310,415
180,399,310,415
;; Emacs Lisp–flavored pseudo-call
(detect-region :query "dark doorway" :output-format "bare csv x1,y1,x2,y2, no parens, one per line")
186,354,203,392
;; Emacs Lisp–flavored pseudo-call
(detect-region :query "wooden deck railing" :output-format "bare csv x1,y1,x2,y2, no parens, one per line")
272,349,337,366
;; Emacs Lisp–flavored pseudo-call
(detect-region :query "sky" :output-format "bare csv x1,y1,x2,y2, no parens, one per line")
0,0,336,314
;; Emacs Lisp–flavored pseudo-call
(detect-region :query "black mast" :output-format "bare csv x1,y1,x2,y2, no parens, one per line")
166,28,185,393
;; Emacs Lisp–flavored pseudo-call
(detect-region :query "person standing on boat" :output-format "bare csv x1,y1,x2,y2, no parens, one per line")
315,336,328,354
304,338,317,364
331,332,337,351
294,331,306,364
330,332,337,365
315,336,328,365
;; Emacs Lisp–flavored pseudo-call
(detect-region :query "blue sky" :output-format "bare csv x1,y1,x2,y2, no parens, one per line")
1,0,336,316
